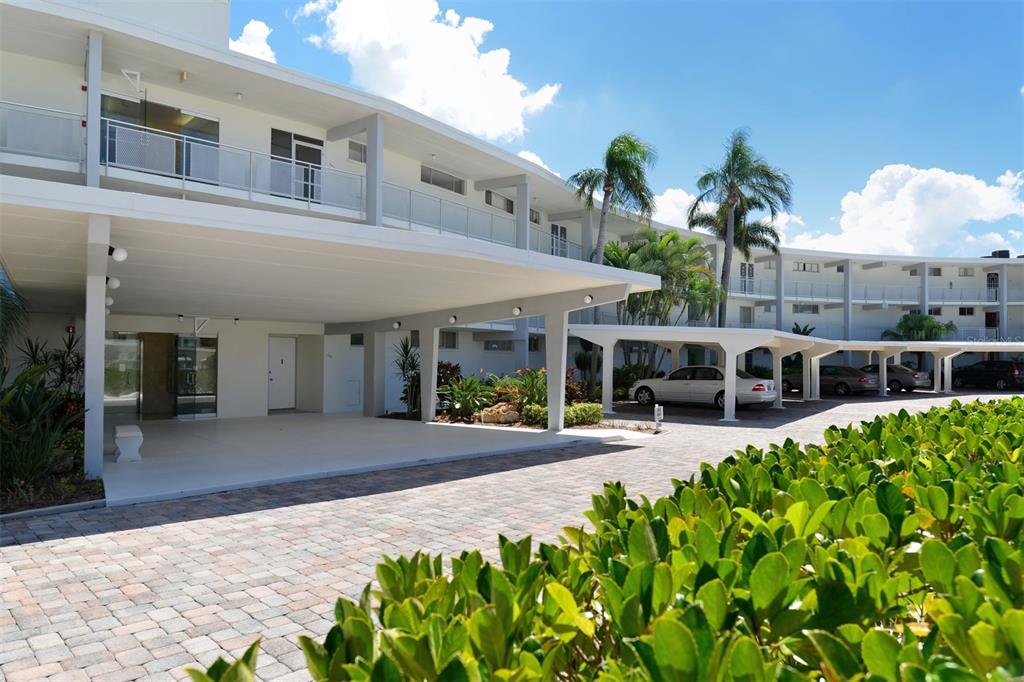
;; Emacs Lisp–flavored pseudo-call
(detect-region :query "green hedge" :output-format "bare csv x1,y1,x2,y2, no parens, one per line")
522,402,603,427
189,397,1024,681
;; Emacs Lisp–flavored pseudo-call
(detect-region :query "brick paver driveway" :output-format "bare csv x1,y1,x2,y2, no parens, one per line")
0,392,1014,680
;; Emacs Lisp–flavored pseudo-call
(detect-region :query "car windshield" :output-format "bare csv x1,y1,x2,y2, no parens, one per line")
836,367,861,376
736,370,756,379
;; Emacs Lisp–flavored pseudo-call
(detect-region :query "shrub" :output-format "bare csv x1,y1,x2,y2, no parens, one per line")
439,375,493,422
613,363,641,390
436,361,462,391
190,398,1024,681
565,367,589,404
746,364,774,379
522,401,603,427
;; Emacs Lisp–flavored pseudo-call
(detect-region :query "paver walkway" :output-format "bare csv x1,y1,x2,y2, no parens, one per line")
0,392,1012,680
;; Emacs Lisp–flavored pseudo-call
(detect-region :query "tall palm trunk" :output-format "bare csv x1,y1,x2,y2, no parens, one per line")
588,185,614,397
717,201,736,327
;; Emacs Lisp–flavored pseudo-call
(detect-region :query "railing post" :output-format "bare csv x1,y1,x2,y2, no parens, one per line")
248,151,253,200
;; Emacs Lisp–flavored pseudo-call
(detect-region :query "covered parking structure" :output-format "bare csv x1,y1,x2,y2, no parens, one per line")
568,325,1024,422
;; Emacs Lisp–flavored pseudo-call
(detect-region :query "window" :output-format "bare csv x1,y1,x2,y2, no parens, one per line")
930,267,942,276
439,331,458,350
420,165,465,194
550,224,568,257
793,262,819,273
908,308,921,315
836,264,845,273
667,367,694,381
528,335,542,353
348,140,367,163
764,259,776,270
350,333,364,347
484,340,514,352
764,304,776,313
958,267,975,277
693,367,723,381
959,307,975,316
908,268,918,276
485,190,514,214
792,304,820,314
739,262,753,277
410,330,420,347
928,306,942,316
529,208,541,225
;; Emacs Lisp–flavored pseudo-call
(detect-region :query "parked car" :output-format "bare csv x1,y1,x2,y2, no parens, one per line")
781,365,879,396
861,363,931,393
631,365,777,410
952,360,1024,390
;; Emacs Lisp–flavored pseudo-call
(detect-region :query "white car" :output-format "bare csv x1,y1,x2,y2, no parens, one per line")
630,365,778,410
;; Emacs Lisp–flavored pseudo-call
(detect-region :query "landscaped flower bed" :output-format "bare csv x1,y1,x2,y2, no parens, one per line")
190,397,1024,681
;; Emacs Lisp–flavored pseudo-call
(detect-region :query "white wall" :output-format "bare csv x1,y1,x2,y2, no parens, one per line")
324,334,363,413
296,335,324,412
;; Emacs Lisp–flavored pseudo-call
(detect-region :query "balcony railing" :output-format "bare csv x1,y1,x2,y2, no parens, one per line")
382,182,518,247
0,101,83,163
529,225,583,260
101,119,364,212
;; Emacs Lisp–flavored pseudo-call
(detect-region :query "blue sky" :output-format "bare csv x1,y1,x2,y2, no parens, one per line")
228,0,1024,257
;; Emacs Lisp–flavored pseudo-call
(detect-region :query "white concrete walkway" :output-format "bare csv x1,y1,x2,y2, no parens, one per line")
101,413,643,506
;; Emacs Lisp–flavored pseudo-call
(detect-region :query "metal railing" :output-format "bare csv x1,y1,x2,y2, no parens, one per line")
0,101,83,163
383,182,517,247
101,118,364,212
529,225,583,260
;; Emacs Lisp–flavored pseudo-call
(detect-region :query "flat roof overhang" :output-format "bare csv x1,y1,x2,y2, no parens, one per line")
0,178,659,323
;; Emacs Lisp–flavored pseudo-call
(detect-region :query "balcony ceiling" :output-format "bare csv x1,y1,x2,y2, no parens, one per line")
0,195,658,323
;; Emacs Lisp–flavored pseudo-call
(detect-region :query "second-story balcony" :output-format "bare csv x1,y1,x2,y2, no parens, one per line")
0,102,83,169
727,276,1017,305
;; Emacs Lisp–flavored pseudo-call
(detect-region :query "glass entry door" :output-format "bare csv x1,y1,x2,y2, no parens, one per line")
175,335,218,419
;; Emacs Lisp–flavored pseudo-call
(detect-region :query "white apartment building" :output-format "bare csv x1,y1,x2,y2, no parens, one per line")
1,0,1020,495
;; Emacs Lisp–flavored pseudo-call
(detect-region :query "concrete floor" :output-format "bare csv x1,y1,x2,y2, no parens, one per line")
102,413,647,506
1,391,1018,680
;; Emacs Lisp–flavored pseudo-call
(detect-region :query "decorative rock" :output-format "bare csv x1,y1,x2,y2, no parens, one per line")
480,403,520,424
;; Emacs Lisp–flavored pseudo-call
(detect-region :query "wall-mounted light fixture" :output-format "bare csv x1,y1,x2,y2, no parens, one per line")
234,318,239,325
583,294,593,304
106,276,120,289
392,321,401,329
448,315,457,324
512,306,522,316
108,246,128,262
105,296,114,307
177,314,184,322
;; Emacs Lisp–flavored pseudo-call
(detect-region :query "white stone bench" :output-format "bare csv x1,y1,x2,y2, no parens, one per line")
114,425,144,463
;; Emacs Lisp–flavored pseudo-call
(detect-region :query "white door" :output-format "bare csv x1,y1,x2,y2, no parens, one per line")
268,337,296,410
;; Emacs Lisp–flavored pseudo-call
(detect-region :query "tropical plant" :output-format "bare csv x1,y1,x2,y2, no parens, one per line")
185,640,260,682
436,361,462,393
439,375,493,422
0,282,28,367
689,129,793,327
569,133,657,393
521,401,602,427
392,336,420,417
198,397,1024,681
792,322,816,336
883,313,958,371
17,332,85,402
688,198,782,261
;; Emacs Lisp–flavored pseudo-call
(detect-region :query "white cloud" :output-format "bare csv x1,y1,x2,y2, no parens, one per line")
302,0,560,141
305,34,323,48
229,19,276,63
516,151,559,177
653,187,702,227
772,212,805,243
1020,84,1024,96
1009,229,1024,240
786,165,1024,255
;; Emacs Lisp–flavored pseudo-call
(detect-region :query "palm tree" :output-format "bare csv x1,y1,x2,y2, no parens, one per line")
688,129,792,327
568,133,657,265
882,313,957,371
688,199,781,261
0,278,28,368
568,133,657,392
791,323,815,336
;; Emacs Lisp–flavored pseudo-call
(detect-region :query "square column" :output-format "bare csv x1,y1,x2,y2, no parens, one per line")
721,351,738,421
85,31,103,187
544,310,568,430
365,114,384,226
931,351,942,392
775,252,785,331
419,327,439,423
515,180,530,251
802,353,813,400
999,263,1009,342
362,330,386,417
920,265,930,314
83,215,110,479
878,353,888,396
809,357,822,400
771,349,784,409
843,259,853,340
942,356,956,393
601,342,615,415
581,210,594,261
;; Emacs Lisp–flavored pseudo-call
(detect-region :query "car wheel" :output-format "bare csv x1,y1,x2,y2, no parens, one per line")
834,382,850,396
781,379,792,393
888,380,903,393
952,376,964,389
714,391,725,410
995,378,1009,390
635,386,655,405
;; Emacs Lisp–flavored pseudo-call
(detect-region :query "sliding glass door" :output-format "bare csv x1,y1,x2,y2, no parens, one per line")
175,334,218,419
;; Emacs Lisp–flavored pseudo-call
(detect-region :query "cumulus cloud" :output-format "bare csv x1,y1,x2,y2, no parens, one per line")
229,19,276,62
299,0,560,141
305,34,323,48
653,187,702,227
517,151,559,177
786,165,1024,255
1010,229,1024,240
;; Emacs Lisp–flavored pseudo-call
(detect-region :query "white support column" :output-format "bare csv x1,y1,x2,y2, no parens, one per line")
920,265,930,315
932,351,942,392
771,349,784,409
843,259,853,340
85,31,103,187
810,357,822,400
802,353,812,400
581,210,594,262
601,342,615,415
878,352,889,397
721,351,738,422
516,180,530,251
419,327,439,423
942,355,955,393
83,215,110,479
544,310,568,430
365,115,384,226
362,330,386,417
775,252,785,331
999,263,1009,342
